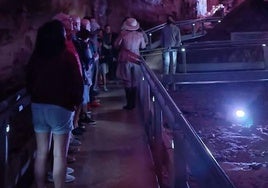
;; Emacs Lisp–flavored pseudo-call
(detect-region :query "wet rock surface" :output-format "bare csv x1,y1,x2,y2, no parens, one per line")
170,81,268,188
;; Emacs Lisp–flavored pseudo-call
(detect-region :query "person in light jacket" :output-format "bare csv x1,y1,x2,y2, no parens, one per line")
161,15,181,75
114,17,146,110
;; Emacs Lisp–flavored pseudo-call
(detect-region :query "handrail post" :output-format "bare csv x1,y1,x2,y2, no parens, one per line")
0,120,9,188
192,23,196,37
149,33,152,49
142,78,151,136
181,47,187,73
152,101,164,186
173,129,189,188
171,48,178,91
262,44,268,69
201,22,205,35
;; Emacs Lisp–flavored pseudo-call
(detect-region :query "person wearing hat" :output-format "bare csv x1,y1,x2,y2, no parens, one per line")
161,15,181,76
114,17,146,110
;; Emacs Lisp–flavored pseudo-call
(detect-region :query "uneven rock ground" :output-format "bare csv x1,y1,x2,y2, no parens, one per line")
169,81,268,188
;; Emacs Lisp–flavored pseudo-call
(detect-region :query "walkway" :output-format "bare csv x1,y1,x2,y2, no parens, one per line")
39,83,158,188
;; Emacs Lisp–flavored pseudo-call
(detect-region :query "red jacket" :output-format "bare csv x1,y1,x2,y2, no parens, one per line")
26,49,83,111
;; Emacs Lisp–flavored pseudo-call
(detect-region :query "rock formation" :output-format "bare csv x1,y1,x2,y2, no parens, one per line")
0,0,245,99
201,0,268,40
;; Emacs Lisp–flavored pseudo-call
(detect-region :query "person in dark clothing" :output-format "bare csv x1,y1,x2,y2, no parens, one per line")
74,18,97,125
102,24,116,81
97,37,109,91
26,20,83,188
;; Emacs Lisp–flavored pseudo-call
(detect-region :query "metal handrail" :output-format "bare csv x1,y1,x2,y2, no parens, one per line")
145,17,223,34
137,38,268,187
182,39,268,48
141,38,268,76
138,57,235,187
0,89,32,188
144,17,223,49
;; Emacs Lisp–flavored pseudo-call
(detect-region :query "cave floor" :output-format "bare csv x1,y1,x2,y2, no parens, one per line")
30,83,158,188
28,78,268,188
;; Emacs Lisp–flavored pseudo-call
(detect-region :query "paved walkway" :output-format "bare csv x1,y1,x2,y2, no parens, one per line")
37,83,158,188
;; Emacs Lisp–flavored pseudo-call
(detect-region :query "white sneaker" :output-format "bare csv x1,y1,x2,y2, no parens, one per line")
66,167,74,174
47,167,74,181
47,174,75,183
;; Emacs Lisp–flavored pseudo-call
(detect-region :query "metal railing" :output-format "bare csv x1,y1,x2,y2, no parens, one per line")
0,89,34,188
138,38,268,187
141,39,268,87
138,57,235,188
144,17,223,49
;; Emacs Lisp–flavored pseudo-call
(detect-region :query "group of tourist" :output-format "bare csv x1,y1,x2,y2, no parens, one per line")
26,12,181,188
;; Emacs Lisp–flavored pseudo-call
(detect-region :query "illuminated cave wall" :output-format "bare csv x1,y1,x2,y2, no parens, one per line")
0,0,184,89
0,0,244,95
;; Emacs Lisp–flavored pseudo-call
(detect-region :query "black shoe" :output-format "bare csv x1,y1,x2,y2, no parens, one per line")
123,105,134,110
71,127,84,136
78,124,86,131
79,115,96,125
88,118,96,125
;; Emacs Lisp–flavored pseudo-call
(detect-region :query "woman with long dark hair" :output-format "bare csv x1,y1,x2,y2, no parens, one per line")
26,20,83,188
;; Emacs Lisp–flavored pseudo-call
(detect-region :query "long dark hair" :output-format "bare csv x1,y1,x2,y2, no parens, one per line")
33,20,66,59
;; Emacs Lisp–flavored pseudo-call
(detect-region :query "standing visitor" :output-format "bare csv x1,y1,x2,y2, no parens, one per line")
53,13,85,138
89,17,101,92
161,15,181,75
75,18,97,125
98,37,109,91
26,20,83,188
114,17,146,110
103,24,116,81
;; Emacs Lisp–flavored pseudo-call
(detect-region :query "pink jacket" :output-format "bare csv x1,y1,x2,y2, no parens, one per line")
114,30,146,61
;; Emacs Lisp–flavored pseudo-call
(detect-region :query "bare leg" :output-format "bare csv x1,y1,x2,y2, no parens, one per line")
101,72,108,91
35,132,52,188
82,103,88,113
93,61,99,91
52,133,70,188
73,105,81,128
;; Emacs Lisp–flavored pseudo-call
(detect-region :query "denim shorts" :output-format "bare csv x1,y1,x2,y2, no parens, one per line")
31,103,74,134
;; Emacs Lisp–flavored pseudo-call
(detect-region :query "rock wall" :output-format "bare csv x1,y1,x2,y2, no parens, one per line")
201,0,268,40
0,0,242,98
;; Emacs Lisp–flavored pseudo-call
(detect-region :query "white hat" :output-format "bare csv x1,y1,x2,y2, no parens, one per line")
122,18,140,31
